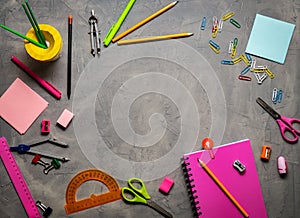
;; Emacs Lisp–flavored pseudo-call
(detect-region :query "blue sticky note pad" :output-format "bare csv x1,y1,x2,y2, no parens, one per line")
245,14,295,64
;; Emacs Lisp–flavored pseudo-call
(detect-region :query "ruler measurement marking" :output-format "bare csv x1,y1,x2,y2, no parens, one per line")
64,169,122,214
0,137,41,218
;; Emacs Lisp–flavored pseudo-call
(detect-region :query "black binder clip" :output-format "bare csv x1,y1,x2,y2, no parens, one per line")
36,200,53,217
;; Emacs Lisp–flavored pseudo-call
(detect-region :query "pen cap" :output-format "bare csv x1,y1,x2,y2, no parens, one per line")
24,24,62,62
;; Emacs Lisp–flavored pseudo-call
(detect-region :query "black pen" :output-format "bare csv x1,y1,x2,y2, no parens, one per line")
67,15,72,100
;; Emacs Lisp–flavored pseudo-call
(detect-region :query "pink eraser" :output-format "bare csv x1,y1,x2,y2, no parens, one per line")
159,176,174,194
56,109,74,128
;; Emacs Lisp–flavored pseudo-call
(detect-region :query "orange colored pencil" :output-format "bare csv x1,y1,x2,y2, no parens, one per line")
112,1,178,43
198,159,249,218
117,32,193,45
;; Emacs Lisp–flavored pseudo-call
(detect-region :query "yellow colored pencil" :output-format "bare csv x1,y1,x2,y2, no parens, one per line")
117,32,193,45
112,1,178,43
198,159,249,218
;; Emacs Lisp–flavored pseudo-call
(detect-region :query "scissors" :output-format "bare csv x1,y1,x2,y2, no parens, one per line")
256,97,300,143
121,178,173,218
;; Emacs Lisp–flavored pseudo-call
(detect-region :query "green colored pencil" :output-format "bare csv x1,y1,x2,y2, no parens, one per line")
21,2,43,46
23,0,47,47
0,24,47,49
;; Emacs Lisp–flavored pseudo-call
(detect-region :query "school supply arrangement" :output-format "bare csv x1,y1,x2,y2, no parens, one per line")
183,139,268,217
0,0,298,217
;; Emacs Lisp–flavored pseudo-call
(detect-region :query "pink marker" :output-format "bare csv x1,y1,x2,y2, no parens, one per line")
11,56,61,99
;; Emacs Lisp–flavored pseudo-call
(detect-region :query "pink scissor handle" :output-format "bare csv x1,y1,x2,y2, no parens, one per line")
276,116,300,143
280,115,300,135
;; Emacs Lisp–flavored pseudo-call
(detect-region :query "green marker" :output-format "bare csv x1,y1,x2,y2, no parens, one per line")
103,0,136,47
0,24,47,49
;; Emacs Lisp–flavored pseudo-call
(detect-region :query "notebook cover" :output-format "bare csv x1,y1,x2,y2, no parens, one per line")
183,139,268,217
245,14,295,64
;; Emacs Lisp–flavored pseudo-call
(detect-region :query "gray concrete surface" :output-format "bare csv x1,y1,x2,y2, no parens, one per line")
0,0,299,217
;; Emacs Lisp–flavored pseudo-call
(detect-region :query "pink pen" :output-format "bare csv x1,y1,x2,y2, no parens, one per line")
11,56,61,99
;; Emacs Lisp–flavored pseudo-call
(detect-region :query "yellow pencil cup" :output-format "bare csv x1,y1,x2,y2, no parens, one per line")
24,24,62,62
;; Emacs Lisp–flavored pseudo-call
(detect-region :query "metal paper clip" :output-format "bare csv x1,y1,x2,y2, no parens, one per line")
36,201,53,218
254,72,267,84
212,16,218,38
277,89,282,103
238,75,251,81
230,18,241,28
251,67,266,73
241,66,250,75
250,59,256,69
265,68,275,79
230,37,238,58
218,20,223,32
201,17,206,30
255,65,267,69
41,120,50,134
88,10,101,56
240,54,250,66
209,43,220,54
43,159,61,174
245,53,252,62
259,73,268,84
231,47,236,58
254,73,260,83
228,40,233,54
209,40,220,50
232,56,242,64
212,29,218,38
221,60,234,65
272,88,278,103
222,11,235,21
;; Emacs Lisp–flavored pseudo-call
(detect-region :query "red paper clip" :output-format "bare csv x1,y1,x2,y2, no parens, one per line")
212,17,218,32
41,120,50,134
238,75,251,81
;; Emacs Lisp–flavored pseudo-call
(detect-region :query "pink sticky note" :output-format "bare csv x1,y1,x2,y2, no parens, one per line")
0,78,48,134
159,176,174,194
56,109,74,128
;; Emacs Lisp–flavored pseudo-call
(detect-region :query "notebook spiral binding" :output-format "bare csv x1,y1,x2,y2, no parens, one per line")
182,157,202,217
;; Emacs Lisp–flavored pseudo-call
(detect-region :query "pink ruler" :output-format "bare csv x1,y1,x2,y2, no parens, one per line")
0,137,41,218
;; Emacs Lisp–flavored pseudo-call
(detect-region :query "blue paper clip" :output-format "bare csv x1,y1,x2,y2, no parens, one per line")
245,53,252,62
209,40,220,50
241,66,250,75
201,17,206,30
221,60,234,65
277,89,282,103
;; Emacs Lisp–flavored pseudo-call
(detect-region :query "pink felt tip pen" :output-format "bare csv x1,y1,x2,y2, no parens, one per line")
11,56,61,99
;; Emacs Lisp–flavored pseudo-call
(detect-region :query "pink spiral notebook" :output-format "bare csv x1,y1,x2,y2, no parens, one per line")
183,139,268,217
